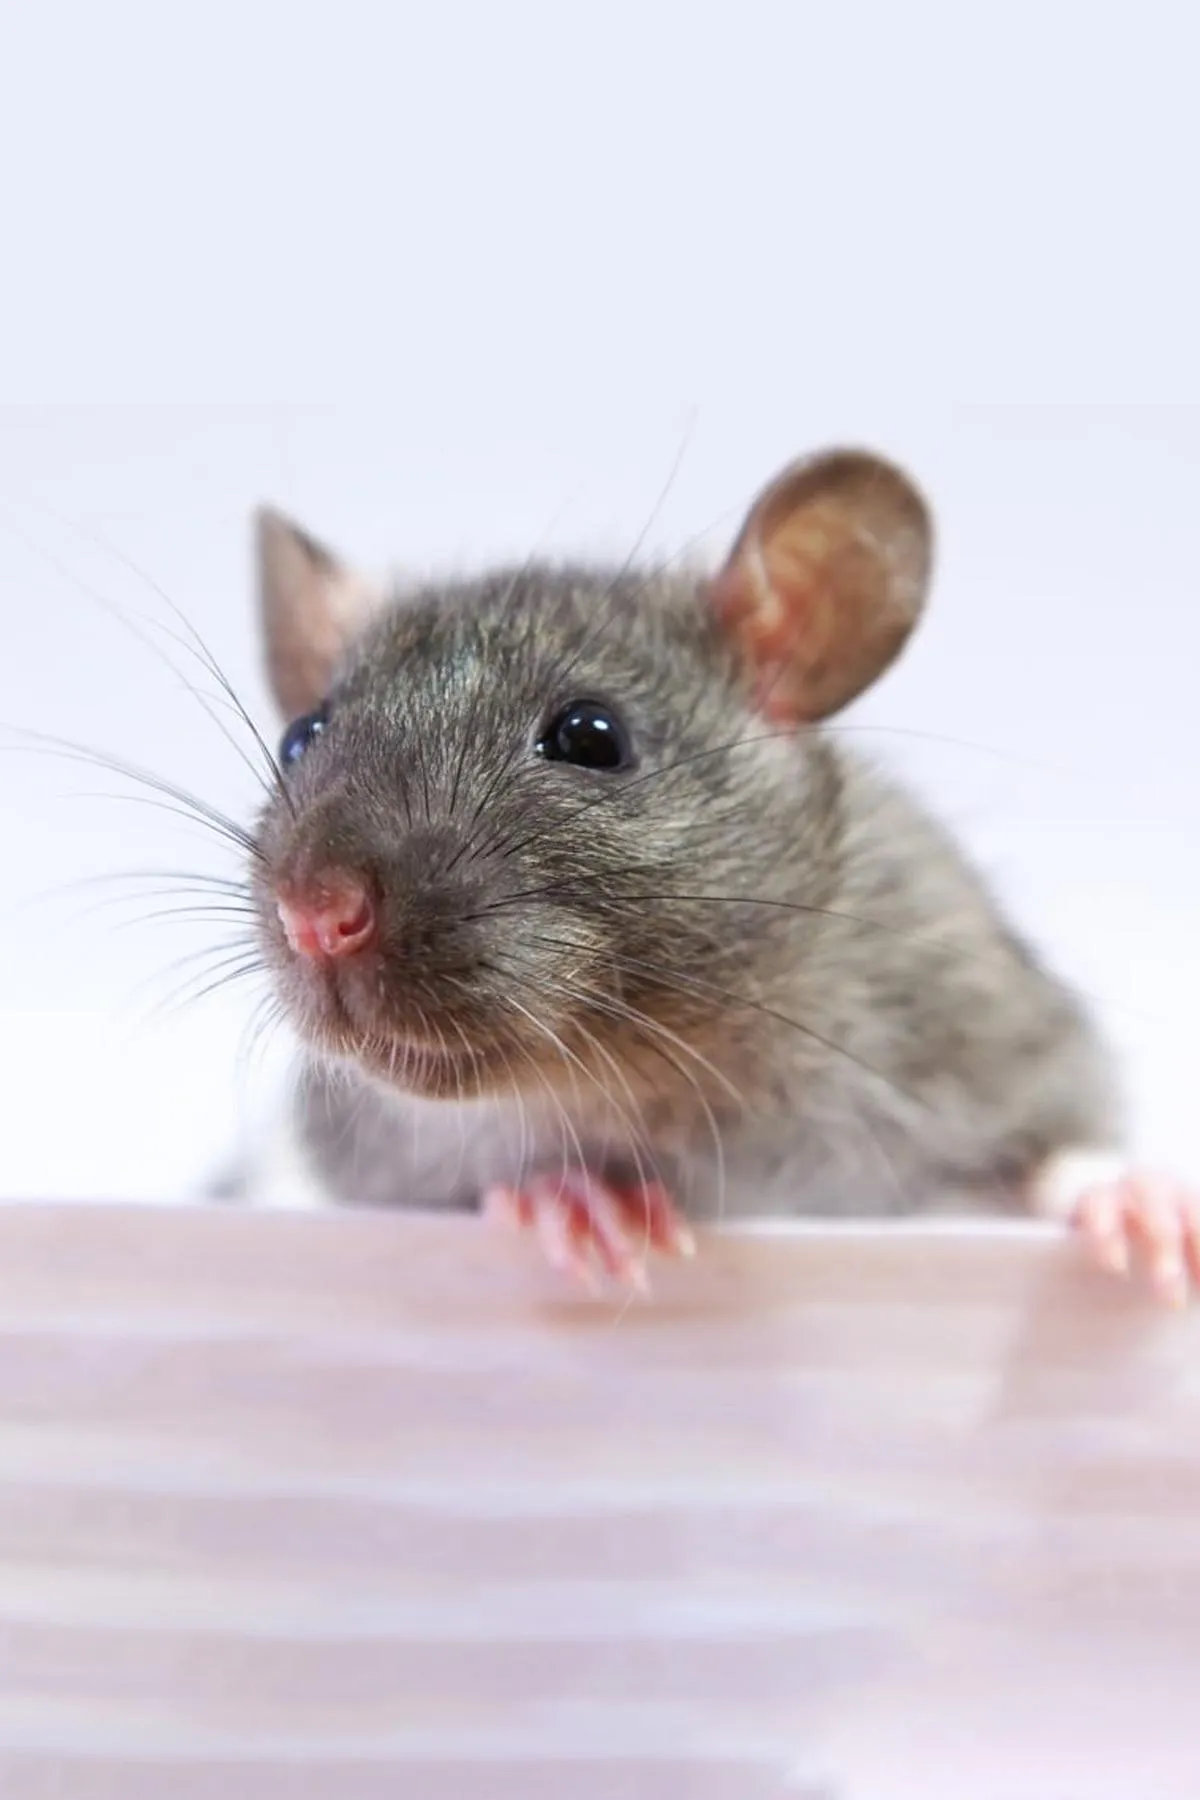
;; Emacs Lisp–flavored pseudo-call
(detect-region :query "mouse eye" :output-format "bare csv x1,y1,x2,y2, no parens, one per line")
537,700,633,772
279,705,328,767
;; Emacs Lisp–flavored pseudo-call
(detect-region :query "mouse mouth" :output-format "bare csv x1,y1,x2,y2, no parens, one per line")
273,947,501,1096
260,893,603,1103
356,1033,487,1096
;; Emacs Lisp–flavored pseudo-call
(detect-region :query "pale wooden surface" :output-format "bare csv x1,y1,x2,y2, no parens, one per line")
0,1202,1198,1800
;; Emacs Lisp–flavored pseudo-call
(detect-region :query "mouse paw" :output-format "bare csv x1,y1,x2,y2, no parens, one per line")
1030,1149,1200,1308
481,1172,695,1294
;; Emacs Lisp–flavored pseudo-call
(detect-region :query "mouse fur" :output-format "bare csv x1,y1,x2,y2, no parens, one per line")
236,452,1121,1226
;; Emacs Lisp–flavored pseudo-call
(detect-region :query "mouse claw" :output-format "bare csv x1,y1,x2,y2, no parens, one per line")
482,1172,694,1295
1030,1151,1200,1307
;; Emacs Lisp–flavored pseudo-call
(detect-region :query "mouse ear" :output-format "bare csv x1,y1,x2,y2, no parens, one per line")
709,450,933,724
256,508,381,719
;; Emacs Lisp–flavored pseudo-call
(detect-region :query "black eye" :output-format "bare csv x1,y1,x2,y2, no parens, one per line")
279,706,328,767
537,700,632,771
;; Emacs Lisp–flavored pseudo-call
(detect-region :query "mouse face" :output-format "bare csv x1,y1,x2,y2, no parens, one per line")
250,451,933,1104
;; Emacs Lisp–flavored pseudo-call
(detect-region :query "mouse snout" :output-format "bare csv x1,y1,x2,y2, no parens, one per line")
276,872,377,962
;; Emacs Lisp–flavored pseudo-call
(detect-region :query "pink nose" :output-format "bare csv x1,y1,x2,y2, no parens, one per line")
276,877,376,960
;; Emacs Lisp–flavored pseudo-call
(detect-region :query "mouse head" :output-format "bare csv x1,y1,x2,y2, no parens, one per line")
250,449,932,1101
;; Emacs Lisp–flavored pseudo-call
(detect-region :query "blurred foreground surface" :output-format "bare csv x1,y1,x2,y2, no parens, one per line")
0,1203,1197,1798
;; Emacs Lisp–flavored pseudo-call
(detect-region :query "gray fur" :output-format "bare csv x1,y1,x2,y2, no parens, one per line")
247,550,1120,1225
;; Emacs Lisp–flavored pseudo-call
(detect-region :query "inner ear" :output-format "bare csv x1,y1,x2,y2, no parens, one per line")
710,449,933,724
256,507,381,721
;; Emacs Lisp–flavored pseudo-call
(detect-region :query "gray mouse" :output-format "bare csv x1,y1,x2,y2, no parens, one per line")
236,447,1199,1303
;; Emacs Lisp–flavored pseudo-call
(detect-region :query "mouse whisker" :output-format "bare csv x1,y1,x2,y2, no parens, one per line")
63,882,257,920
234,991,288,1089
523,928,924,1112
413,718,433,826
485,975,667,1213
497,1038,533,1194
452,741,540,867
487,992,600,1170
497,948,736,1222
68,788,266,863
138,932,262,984
566,1013,669,1262
106,900,262,935
623,956,922,1111
599,992,748,1118
436,1006,476,1196
547,413,697,691
561,980,736,1200
445,656,500,828
495,941,747,1119
483,877,1017,992
41,867,255,901
352,741,418,841
507,1032,584,1204
496,726,801,862
820,721,1106,786
135,939,267,1025
4,727,266,861
615,1016,729,1226
162,956,269,1018
536,881,929,943
32,879,258,941
22,506,294,813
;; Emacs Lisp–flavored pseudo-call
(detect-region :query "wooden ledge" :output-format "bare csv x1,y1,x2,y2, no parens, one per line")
0,1202,1197,1799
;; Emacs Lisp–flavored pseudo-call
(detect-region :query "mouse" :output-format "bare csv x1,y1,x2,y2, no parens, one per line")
232,446,1199,1304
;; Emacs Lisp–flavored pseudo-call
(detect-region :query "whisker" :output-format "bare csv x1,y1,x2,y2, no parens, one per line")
8,529,284,810
446,666,486,823
550,411,697,690
497,986,666,1222
494,941,747,1115
44,867,255,900
452,737,539,866
494,948,736,1223
822,721,1108,785
16,504,293,809
163,957,268,1017
415,719,433,825
105,900,261,934
235,992,287,1086
522,928,923,1109
496,995,593,1174
122,931,263,1024
142,933,261,982
29,875,257,941
565,1013,665,1263
511,1038,579,1209
437,1007,480,1197
3,727,265,860
491,879,943,949
146,948,267,1023
487,707,1120,874
488,866,1170,1031
61,789,264,862
497,726,800,862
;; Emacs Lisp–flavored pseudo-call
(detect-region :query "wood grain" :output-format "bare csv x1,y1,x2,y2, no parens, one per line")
0,1202,1196,1800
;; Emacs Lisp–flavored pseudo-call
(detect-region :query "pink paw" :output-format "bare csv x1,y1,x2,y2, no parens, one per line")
1032,1151,1200,1308
481,1171,695,1294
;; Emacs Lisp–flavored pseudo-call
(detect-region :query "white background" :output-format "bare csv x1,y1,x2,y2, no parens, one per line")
0,4,1197,1200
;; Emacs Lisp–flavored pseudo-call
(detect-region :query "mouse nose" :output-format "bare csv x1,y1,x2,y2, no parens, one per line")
276,874,376,961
